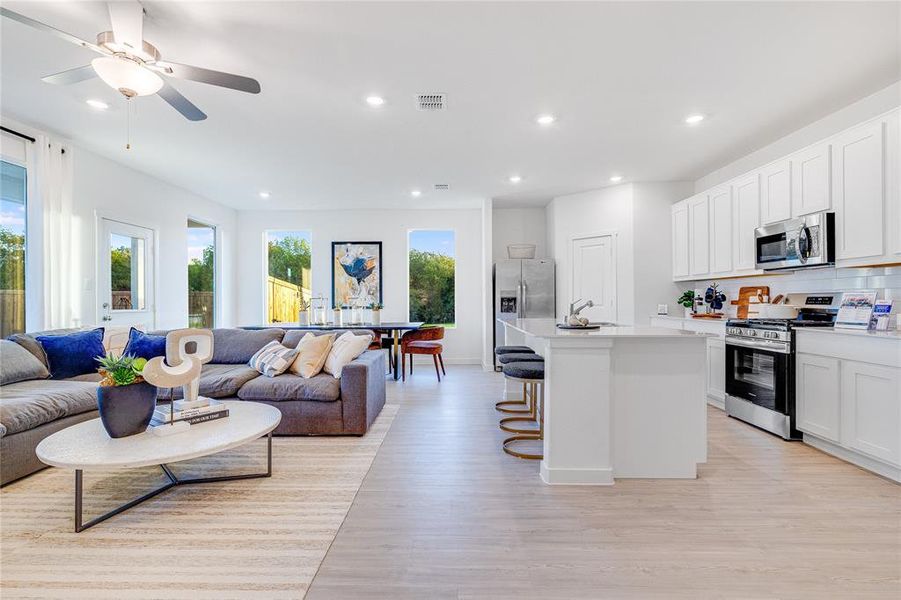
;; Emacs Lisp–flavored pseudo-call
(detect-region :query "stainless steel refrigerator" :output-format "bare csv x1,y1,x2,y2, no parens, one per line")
493,259,555,367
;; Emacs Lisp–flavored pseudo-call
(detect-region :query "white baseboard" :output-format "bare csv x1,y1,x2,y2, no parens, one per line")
407,356,481,365
803,435,901,483
540,463,614,485
706,395,725,411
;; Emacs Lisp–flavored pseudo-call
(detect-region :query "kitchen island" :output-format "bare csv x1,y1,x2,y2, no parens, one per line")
501,318,710,485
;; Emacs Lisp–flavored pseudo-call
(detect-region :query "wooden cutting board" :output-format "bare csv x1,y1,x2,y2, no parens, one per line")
730,286,770,319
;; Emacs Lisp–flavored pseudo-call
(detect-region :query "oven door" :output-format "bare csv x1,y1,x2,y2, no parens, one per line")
725,337,792,415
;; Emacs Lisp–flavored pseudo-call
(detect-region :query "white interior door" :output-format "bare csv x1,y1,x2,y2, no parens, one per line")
98,218,155,329
570,234,616,323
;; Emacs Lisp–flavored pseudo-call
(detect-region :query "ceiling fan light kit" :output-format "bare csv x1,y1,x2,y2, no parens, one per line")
91,56,163,98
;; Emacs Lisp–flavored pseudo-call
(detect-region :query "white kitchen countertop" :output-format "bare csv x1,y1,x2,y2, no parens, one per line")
501,318,711,339
794,327,901,340
651,314,728,324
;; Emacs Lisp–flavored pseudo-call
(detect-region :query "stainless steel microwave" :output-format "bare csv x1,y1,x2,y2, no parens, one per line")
755,212,835,271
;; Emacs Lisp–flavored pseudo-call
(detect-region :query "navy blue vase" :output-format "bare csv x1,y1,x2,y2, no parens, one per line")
96,382,158,438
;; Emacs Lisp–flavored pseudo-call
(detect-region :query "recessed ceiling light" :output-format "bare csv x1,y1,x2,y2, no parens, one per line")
411,189,422,197
259,191,271,199
508,175,522,184
536,114,556,126
609,175,623,183
684,114,705,125
366,96,385,107
86,99,109,110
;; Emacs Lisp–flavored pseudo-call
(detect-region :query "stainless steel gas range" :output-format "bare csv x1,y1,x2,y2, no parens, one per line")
724,293,841,439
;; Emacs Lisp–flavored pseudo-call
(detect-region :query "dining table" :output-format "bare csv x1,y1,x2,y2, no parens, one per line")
242,322,424,380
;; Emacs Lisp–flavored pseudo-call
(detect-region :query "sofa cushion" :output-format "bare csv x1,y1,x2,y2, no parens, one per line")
237,373,340,402
9,328,86,368
282,329,374,349
248,341,297,378
36,328,106,379
0,379,98,437
212,328,284,364
153,364,260,400
64,372,104,383
0,340,50,385
122,327,166,360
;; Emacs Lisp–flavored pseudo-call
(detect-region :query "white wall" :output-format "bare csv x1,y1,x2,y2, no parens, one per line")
632,182,695,323
234,208,484,363
546,184,636,324
492,207,547,262
1,116,239,332
72,149,238,330
696,81,901,191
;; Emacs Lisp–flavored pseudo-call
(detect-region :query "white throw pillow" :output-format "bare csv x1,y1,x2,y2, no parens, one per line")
248,340,298,378
289,332,335,378
323,332,372,378
104,325,140,357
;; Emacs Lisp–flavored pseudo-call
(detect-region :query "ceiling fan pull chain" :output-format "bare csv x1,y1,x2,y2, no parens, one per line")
125,97,132,150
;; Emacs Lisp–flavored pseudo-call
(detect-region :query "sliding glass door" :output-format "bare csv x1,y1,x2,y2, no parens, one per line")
0,160,27,337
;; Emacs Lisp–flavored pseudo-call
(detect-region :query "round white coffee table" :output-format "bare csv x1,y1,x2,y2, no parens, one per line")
36,400,281,532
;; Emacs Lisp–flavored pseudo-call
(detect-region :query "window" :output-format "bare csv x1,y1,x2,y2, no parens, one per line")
109,233,146,310
266,231,312,324
0,160,26,336
188,219,216,328
409,230,455,326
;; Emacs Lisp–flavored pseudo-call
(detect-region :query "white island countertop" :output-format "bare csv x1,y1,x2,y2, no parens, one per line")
794,327,901,340
503,318,712,340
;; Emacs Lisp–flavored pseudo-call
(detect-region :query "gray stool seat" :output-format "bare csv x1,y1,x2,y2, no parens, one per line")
497,353,543,365
502,362,545,380
495,345,532,355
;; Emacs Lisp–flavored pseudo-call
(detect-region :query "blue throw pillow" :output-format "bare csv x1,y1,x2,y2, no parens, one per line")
122,327,166,360
36,328,106,380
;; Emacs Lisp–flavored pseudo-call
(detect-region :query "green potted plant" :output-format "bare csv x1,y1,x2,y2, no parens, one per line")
677,290,697,318
369,302,383,326
95,354,158,438
298,297,311,326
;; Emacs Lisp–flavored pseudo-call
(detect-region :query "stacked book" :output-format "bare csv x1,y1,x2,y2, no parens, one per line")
151,398,229,427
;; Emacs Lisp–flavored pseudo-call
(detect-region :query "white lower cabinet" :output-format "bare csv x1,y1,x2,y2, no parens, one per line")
706,338,726,406
796,353,841,443
795,335,901,481
840,361,901,465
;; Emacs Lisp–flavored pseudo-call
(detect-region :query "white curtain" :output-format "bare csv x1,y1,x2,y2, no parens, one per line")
35,135,77,329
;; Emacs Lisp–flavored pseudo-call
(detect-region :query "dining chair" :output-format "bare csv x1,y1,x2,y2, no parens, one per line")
401,326,445,382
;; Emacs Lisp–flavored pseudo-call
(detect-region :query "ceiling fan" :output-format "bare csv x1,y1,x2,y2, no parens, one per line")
0,1,260,121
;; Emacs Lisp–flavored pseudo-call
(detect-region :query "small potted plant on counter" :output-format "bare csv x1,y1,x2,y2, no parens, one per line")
95,354,158,438
369,302,383,325
677,290,697,318
298,297,311,326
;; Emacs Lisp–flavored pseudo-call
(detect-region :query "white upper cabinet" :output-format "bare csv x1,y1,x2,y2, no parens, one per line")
832,120,885,261
731,173,760,272
791,143,831,216
688,194,710,277
708,186,733,274
760,159,792,225
671,201,690,279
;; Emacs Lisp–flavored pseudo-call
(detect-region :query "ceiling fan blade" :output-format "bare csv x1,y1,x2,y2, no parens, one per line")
107,1,143,53
155,61,261,94
157,80,207,121
41,65,97,85
0,7,107,54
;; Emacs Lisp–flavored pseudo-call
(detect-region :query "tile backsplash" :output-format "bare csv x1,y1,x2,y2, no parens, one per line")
678,265,901,318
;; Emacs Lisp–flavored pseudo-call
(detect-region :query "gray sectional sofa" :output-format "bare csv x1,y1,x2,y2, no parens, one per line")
0,327,386,486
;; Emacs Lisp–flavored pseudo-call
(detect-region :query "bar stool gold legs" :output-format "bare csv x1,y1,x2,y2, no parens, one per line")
499,381,540,434
500,377,544,460
495,382,531,414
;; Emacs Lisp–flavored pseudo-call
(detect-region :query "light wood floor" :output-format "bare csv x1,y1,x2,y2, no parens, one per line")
308,366,901,599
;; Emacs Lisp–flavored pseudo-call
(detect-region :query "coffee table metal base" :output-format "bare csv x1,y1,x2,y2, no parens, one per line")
73,432,272,533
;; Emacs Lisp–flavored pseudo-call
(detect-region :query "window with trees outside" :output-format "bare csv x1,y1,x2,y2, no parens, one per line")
267,231,312,324
409,230,455,326
0,160,27,337
188,220,216,328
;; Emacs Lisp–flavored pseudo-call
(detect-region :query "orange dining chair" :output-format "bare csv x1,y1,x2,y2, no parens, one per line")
401,326,445,382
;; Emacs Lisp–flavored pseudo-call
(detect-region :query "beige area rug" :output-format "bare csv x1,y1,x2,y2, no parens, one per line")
0,404,398,599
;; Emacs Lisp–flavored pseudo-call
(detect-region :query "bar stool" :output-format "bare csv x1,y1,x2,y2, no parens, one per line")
495,345,532,355
495,352,543,414
500,361,544,460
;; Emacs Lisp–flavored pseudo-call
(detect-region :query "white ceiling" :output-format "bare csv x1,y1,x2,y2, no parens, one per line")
2,1,899,210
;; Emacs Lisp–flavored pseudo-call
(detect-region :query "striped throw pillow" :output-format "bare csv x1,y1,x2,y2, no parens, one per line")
248,340,298,378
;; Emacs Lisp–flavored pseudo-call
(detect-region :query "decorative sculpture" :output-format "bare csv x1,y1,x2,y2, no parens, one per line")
141,329,214,436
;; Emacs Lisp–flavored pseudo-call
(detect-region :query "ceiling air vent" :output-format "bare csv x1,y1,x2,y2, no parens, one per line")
416,93,447,111
433,184,450,191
